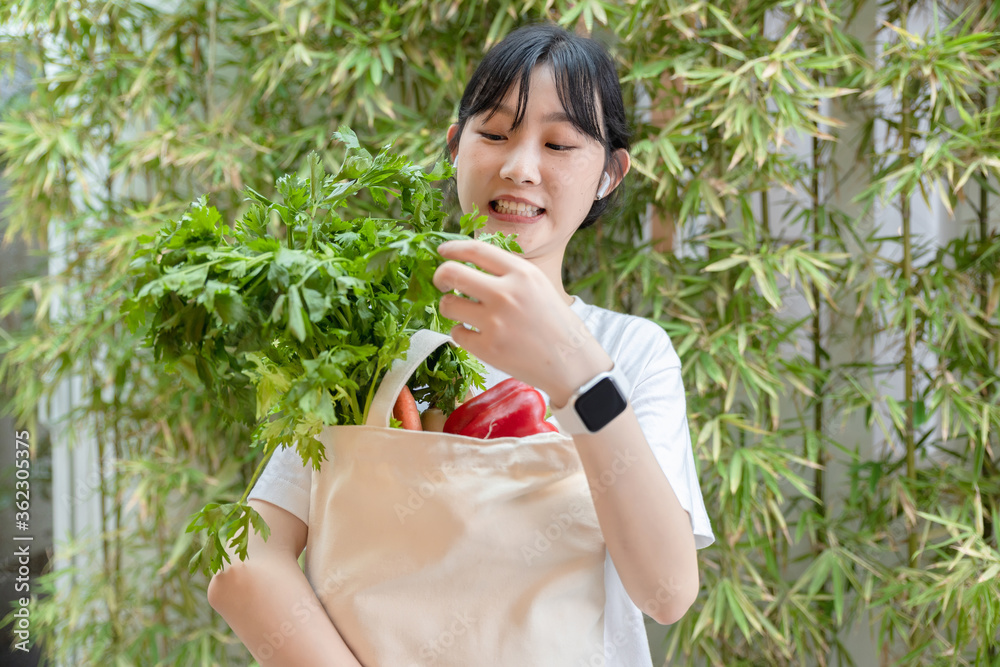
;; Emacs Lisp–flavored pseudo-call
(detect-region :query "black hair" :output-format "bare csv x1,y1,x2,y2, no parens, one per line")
448,23,631,230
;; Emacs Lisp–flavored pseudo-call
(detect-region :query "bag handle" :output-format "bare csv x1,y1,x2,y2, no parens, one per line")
367,329,455,427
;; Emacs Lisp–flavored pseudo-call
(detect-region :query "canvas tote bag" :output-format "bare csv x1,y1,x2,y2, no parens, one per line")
305,329,607,667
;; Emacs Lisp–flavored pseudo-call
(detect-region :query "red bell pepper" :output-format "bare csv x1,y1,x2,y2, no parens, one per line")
443,378,558,439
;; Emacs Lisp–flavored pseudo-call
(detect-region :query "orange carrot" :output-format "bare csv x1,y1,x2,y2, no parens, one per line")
392,386,422,431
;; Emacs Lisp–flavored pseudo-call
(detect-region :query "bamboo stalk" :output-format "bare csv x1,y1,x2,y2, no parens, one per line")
95,370,121,646
759,186,772,433
980,157,989,247
900,88,918,566
979,140,999,664
104,8,129,650
207,0,217,120
978,90,997,552
112,380,128,651
811,133,826,537
91,5,123,649
760,187,770,236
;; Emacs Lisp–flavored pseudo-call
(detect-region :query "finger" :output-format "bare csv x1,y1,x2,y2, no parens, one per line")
437,239,518,276
438,291,486,330
448,321,480,352
433,259,496,299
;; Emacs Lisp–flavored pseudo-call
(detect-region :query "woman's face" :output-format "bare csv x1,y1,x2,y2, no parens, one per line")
448,65,623,265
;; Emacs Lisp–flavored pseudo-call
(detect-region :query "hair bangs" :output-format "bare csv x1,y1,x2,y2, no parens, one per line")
549,45,607,148
461,40,543,132
460,34,608,149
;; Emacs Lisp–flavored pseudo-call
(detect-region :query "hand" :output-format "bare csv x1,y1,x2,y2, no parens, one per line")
433,240,612,407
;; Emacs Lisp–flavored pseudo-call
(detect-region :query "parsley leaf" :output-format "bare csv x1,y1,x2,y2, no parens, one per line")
124,127,521,574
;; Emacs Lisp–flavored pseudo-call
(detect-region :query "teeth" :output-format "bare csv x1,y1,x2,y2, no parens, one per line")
494,200,542,217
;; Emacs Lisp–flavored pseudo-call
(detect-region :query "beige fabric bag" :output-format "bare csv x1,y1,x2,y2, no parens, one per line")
305,329,606,667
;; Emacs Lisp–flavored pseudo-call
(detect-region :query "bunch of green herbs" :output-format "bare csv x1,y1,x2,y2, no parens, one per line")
123,128,519,573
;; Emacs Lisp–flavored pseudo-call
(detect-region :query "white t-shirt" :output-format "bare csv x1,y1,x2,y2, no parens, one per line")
249,294,715,667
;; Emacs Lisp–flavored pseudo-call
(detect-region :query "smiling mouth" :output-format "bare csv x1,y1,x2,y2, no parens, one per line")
490,200,545,217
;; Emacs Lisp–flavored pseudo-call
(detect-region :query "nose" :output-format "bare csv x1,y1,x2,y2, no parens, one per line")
498,142,541,185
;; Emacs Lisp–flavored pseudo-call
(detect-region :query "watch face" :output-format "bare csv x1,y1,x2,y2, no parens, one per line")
576,377,627,432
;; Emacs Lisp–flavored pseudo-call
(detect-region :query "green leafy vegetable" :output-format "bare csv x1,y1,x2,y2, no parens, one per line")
123,127,520,574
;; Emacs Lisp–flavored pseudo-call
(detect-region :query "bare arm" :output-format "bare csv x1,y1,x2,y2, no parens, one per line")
434,240,700,625
207,499,363,666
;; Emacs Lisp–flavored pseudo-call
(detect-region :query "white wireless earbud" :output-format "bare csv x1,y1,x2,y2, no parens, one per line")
596,172,611,199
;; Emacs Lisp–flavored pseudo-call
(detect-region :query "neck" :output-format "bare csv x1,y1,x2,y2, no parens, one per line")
532,251,574,306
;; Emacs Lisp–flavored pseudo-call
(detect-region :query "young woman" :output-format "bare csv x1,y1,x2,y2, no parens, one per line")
208,22,714,666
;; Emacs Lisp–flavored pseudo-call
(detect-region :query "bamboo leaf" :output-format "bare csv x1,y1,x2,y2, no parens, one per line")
729,451,744,495
707,4,746,42
711,41,747,61
703,255,747,272
722,581,753,639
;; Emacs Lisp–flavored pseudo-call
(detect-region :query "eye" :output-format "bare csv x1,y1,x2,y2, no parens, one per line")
546,143,574,152
480,132,505,141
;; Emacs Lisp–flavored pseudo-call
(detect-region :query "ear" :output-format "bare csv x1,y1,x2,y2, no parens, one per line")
607,149,631,194
447,124,460,164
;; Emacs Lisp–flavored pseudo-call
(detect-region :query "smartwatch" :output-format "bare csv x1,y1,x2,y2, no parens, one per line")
551,363,630,435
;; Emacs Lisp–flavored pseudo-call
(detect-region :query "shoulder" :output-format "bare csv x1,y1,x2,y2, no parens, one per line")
572,298,681,385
